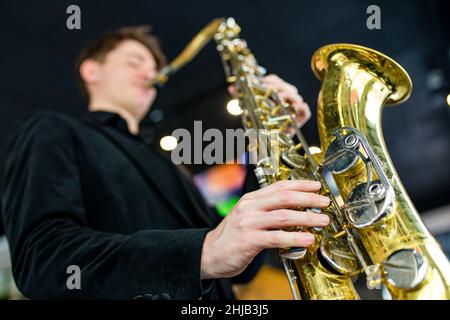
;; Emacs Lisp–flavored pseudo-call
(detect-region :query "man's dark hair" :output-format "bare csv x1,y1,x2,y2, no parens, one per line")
75,25,167,100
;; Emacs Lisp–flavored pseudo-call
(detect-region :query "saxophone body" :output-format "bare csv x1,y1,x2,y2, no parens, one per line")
149,17,450,299
312,44,450,299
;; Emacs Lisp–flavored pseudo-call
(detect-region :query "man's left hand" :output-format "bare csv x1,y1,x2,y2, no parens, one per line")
228,74,311,128
262,74,311,128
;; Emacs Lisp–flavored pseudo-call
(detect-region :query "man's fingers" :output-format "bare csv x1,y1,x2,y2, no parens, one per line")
278,91,303,106
254,190,330,211
266,82,300,100
293,101,311,124
228,85,237,97
254,209,330,229
292,100,309,114
263,74,299,94
244,180,322,200
256,230,316,249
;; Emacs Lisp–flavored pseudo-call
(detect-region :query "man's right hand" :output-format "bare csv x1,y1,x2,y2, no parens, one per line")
200,180,331,280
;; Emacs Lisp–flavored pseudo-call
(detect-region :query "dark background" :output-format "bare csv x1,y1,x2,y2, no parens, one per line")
0,0,449,236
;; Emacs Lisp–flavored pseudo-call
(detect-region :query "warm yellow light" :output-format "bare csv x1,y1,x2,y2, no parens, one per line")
160,136,177,151
447,93,450,107
227,99,243,116
309,146,322,155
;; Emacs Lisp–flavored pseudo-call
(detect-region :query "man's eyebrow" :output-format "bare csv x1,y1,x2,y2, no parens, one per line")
126,52,146,61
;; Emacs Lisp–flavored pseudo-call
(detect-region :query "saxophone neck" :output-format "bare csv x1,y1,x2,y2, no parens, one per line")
147,17,228,87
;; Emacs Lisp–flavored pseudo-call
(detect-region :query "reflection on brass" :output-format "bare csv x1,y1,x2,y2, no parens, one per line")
313,44,450,299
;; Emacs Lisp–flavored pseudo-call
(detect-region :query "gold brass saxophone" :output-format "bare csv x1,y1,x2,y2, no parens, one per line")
149,17,450,300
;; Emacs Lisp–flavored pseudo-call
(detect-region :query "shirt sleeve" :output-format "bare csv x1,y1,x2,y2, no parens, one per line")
1,112,212,299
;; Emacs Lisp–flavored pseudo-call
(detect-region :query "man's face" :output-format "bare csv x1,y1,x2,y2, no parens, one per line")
88,39,158,118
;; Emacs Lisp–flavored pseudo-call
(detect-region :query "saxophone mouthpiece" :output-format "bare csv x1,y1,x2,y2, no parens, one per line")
147,66,172,88
147,74,168,88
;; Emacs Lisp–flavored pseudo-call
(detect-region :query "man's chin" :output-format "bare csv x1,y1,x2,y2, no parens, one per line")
131,102,152,119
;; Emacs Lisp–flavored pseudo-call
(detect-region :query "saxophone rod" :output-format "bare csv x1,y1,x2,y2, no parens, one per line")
286,112,348,224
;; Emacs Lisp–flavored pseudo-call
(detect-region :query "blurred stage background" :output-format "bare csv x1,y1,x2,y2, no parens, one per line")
0,0,449,299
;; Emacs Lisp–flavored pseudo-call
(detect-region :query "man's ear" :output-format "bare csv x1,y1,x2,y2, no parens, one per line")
79,59,100,85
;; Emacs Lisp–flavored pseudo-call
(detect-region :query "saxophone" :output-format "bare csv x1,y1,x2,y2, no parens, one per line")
149,17,450,300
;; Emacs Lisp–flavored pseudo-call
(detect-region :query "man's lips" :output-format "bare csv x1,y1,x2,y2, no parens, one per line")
135,84,155,97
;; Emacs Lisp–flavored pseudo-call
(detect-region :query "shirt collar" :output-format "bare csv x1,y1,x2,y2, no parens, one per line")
85,111,156,146
86,111,136,136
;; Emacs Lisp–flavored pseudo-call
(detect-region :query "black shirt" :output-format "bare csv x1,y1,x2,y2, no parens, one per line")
1,110,266,299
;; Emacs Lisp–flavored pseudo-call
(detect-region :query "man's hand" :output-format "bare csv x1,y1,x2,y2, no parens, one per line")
200,180,330,280
262,74,311,128
228,74,311,128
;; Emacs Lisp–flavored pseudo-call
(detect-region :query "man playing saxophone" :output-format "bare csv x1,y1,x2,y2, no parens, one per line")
1,25,330,299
